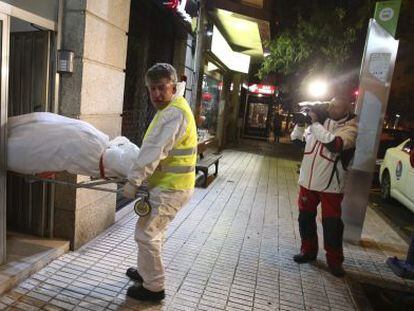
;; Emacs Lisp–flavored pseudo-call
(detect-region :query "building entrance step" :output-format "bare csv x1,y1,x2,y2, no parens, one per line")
0,232,69,295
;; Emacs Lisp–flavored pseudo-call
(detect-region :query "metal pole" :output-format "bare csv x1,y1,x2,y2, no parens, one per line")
342,19,399,242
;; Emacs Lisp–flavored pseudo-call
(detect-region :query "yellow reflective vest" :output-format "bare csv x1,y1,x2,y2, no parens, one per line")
144,96,197,190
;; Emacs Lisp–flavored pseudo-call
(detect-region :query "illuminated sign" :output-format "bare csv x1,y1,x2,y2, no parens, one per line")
211,26,250,73
248,84,276,95
164,0,179,9
162,0,198,23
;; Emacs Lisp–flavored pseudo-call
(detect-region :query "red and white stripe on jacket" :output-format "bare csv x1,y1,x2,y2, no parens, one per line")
299,115,358,193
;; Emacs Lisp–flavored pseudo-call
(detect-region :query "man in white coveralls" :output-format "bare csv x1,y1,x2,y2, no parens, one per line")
122,63,197,301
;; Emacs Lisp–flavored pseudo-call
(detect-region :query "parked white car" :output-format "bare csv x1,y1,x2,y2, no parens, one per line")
380,138,414,212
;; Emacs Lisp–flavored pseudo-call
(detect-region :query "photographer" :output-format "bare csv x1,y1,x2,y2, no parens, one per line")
293,96,357,277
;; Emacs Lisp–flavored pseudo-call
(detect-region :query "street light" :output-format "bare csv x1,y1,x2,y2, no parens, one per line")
394,114,400,129
308,80,328,98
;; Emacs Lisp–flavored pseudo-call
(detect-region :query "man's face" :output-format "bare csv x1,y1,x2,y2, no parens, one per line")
328,99,351,121
147,77,176,110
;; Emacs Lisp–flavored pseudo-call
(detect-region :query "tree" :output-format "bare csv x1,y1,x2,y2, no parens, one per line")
260,9,355,77
259,0,377,102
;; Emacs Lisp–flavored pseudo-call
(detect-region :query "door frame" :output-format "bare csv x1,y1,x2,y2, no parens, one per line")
0,2,56,31
0,1,59,264
0,11,10,265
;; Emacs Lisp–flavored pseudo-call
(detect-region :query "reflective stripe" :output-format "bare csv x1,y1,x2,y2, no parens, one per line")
146,96,197,190
169,147,197,156
159,165,195,173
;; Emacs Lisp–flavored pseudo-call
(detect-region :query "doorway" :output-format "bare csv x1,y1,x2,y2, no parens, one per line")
243,94,272,140
119,0,179,211
0,6,57,265
7,17,54,237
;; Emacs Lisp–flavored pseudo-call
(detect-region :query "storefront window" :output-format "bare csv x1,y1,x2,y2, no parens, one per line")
198,74,222,142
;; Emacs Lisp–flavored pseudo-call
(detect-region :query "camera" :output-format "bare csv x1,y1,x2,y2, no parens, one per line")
295,102,330,125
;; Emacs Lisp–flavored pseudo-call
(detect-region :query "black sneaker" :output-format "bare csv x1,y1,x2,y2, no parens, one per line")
127,285,165,302
293,253,317,263
126,267,143,283
329,265,346,278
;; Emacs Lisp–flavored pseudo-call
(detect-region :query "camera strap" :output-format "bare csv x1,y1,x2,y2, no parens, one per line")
324,156,341,191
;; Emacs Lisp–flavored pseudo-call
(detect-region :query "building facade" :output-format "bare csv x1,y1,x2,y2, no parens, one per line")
193,0,273,150
0,0,273,265
0,0,133,263
0,0,203,265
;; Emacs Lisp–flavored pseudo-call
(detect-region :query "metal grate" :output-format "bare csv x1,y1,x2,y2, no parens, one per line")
7,30,52,237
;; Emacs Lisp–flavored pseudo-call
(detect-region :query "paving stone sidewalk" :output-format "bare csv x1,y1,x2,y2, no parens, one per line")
0,145,412,311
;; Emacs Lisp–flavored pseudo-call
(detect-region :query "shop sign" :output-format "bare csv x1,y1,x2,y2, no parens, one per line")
248,84,276,95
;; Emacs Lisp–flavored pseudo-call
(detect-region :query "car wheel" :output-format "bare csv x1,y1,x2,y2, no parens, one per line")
381,170,391,201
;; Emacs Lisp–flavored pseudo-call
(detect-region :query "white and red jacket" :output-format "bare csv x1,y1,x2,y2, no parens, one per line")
299,115,358,193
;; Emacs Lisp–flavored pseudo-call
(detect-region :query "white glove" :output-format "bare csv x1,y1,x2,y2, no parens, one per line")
122,182,138,199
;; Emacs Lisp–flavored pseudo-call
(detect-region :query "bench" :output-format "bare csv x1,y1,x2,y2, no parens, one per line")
196,154,223,188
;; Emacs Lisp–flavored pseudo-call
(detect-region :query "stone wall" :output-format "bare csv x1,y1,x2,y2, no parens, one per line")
55,0,130,249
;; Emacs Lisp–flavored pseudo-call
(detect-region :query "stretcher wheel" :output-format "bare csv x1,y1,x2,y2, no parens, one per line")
134,198,151,216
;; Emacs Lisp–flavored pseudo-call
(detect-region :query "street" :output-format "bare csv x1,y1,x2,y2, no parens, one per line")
369,187,414,244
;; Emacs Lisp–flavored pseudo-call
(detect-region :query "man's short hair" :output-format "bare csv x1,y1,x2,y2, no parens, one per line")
145,63,178,86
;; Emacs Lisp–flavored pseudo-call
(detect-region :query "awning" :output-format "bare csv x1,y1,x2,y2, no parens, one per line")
210,25,251,73
209,7,271,63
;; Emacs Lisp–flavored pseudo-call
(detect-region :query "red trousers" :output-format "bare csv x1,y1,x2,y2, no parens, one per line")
298,186,344,267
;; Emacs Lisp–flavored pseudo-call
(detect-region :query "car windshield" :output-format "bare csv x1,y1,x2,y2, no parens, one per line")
378,129,412,159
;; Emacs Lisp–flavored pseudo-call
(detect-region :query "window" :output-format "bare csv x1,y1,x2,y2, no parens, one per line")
198,74,222,142
403,140,414,153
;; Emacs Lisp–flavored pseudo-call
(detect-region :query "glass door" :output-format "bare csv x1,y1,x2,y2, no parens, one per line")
243,94,271,139
0,12,10,265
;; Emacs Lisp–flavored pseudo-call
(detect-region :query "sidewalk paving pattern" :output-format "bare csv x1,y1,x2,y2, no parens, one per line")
0,147,412,310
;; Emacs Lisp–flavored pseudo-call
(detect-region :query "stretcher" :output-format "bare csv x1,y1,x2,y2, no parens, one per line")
12,172,152,216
